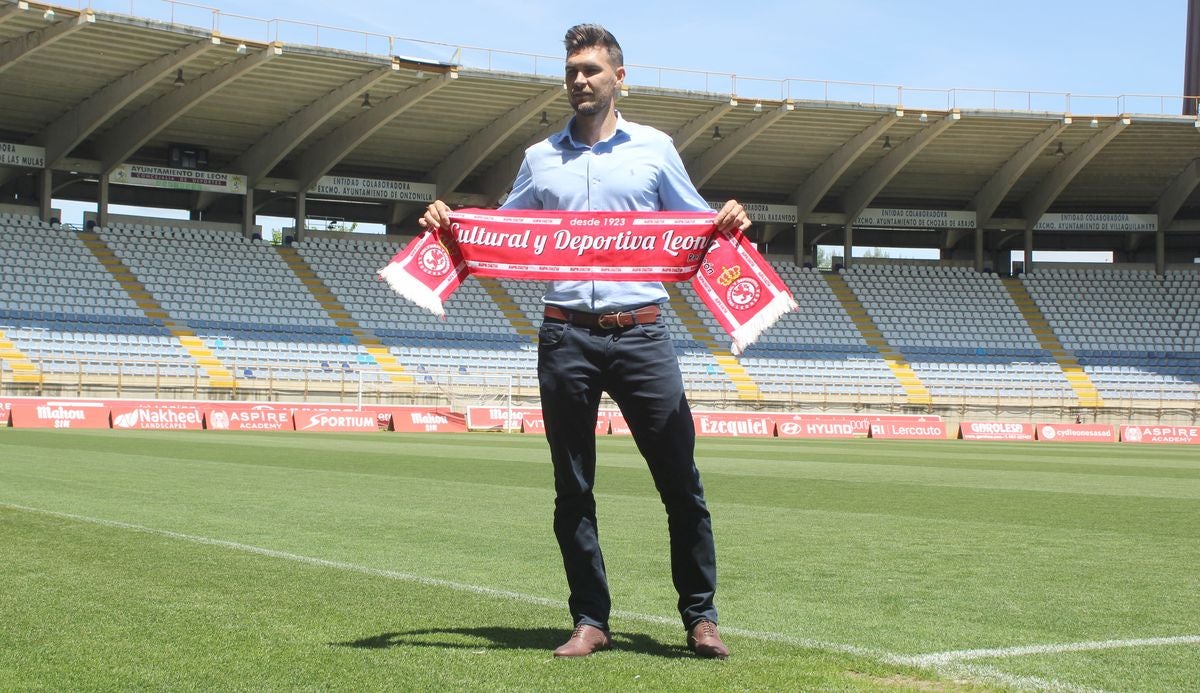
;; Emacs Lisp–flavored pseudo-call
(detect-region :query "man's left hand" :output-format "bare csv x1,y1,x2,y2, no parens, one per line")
714,199,751,233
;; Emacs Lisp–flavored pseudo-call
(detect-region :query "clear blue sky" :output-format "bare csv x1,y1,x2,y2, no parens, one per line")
166,0,1188,105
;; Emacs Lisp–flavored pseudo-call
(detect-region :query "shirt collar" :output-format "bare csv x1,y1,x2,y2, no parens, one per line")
552,111,632,150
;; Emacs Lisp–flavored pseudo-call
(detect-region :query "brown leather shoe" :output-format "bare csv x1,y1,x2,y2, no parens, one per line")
553,623,612,657
687,619,729,659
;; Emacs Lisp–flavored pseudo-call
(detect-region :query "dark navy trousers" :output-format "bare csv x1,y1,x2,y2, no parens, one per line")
537,316,718,631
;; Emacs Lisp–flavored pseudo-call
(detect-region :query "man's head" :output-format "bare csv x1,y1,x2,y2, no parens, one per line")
563,24,625,117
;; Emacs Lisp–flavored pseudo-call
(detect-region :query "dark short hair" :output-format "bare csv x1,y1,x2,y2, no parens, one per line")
564,24,623,67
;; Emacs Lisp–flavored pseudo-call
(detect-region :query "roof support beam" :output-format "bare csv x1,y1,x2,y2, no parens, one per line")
670,102,735,150
385,85,562,223
0,8,93,75
970,121,1068,224
686,105,789,188
1152,158,1200,229
0,4,25,26
1019,117,1128,226
476,113,572,204
841,114,956,221
39,38,218,166
290,72,453,193
97,44,280,172
791,113,899,220
431,86,562,195
195,63,396,210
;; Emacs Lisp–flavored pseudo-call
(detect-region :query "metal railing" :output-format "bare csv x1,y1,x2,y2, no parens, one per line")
45,0,1198,118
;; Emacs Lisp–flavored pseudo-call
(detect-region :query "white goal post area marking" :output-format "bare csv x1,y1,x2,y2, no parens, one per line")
5,502,1196,692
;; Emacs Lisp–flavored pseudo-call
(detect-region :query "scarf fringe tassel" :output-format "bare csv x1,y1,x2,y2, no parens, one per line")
378,261,447,318
729,291,799,356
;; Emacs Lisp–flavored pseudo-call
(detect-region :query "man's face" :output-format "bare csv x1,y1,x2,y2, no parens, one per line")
565,46,625,116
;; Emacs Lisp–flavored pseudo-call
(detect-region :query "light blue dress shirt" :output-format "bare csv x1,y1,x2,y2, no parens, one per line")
500,113,714,313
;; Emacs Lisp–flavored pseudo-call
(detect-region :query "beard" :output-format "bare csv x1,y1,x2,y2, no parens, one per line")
571,90,612,116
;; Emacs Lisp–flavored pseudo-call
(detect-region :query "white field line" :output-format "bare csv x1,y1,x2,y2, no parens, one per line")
937,662,1111,693
6,502,1189,692
900,635,1200,667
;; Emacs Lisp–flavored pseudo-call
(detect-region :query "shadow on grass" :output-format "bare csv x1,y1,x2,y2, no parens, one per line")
332,626,690,658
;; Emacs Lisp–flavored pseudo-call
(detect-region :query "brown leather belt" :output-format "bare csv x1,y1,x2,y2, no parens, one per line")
543,304,661,329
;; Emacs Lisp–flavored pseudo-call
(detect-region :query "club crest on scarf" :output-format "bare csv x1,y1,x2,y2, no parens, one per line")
719,266,762,310
418,230,454,276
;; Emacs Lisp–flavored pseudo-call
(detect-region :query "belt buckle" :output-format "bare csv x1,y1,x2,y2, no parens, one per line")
597,312,621,329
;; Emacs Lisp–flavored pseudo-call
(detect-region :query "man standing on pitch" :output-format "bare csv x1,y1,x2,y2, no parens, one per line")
421,23,747,659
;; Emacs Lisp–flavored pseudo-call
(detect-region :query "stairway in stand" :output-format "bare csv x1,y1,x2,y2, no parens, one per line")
80,231,234,388
1003,277,1103,408
0,328,40,383
275,246,412,384
824,273,931,406
476,277,538,344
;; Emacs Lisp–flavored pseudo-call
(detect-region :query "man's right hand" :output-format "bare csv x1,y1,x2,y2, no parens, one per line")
418,200,453,230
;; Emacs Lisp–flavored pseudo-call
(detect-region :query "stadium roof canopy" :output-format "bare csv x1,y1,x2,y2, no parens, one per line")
1,0,1198,268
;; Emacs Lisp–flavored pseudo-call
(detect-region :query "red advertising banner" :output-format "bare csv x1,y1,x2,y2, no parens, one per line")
1120,425,1200,445
1035,423,1116,443
693,412,775,438
110,403,205,430
958,421,1036,442
11,400,110,429
521,415,545,434
388,407,468,433
0,399,12,426
206,404,294,431
596,410,621,435
293,409,378,432
466,405,540,431
520,412,610,435
600,410,628,435
869,421,949,440
774,415,869,438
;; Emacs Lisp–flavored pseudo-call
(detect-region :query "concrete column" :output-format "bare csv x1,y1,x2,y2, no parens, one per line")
97,176,109,228
293,191,306,244
974,226,984,272
38,169,53,222
843,223,854,270
1023,225,1034,273
1156,228,1166,275
242,189,256,238
794,224,806,266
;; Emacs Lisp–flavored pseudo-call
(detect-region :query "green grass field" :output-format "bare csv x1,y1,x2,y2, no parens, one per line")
2,429,1198,691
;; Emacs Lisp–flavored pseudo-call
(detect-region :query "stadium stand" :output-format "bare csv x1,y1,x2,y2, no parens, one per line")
842,263,1074,400
1024,267,1200,401
4,210,1198,410
95,221,361,381
700,262,906,400
0,212,193,378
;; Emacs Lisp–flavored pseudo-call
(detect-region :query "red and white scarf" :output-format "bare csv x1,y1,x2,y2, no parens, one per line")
378,209,797,355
